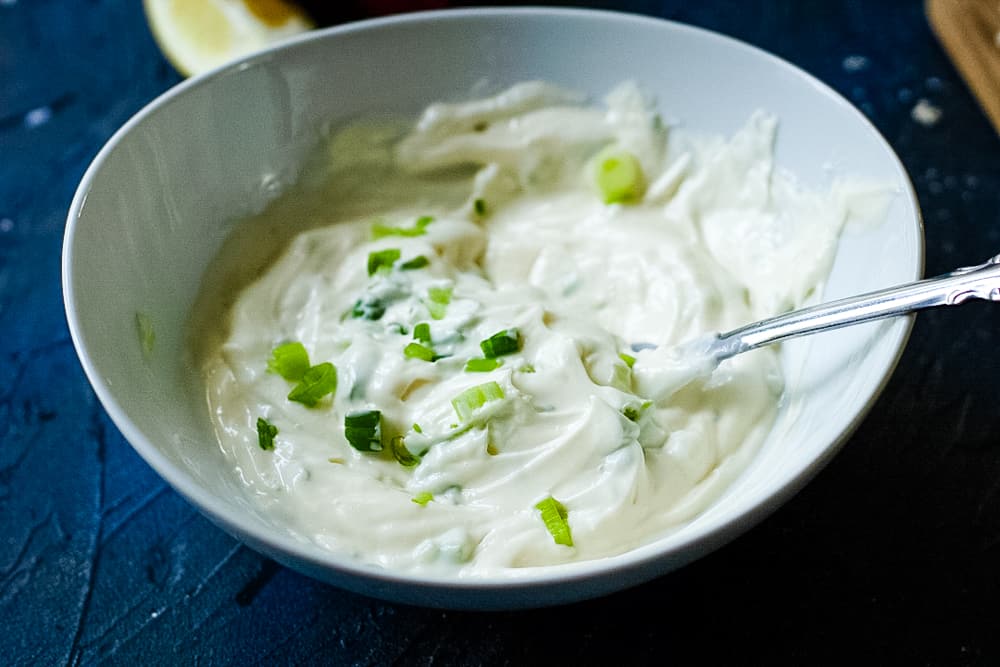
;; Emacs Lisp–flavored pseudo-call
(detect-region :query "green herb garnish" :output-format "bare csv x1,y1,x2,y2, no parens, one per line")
426,286,453,320
594,147,644,204
287,362,337,407
371,215,434,239
404,342,436,362
412,491,434,506
391,436,421,467
480,328,521,358
473,198,487,216
412,423,423,434
267,342,311,381
622,406,642,422
465,358,502,372
350,296,386,320
535,496,573,546
413,322,431,344
618,352,636,368
256,417,278,451
344,410,383,452
451,381,505,422
136,312,155,356
367,248,401,275
400,255,430,270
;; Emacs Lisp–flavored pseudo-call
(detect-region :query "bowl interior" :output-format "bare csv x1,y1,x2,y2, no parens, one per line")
63,8,922,608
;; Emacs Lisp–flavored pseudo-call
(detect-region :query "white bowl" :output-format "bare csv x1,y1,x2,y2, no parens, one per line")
62,7,922,609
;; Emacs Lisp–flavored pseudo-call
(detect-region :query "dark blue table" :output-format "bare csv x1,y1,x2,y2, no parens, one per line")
3,1,999,664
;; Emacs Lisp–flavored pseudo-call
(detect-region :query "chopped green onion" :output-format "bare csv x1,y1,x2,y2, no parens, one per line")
535,496,573,546
451,381,505,422
622,406,642,422
611,362,632,392
287,362,337,407
618,352,636,368
412,423,423,434
518,364,536,374
367,248,401,275
473,198,487,216
480,328,521,358
428,286,452,303
413,322,431,344
135,312,155,355
371,215,434,239
594,147,645,204
344,410,383,452
426,286,453,320
465,358,502,372
412,491,434,506
267,342,311,381
391,436,421,467
350,296,386,320
404,342,436,362
256,417,278,451
400,255,430,270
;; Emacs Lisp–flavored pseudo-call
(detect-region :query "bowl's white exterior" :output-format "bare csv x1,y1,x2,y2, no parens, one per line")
62,8,922,609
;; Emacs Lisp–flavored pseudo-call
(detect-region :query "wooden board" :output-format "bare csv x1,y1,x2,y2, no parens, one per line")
926,0,1000,133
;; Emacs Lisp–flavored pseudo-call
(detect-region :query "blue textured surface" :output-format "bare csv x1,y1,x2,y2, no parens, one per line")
3,0,1000,664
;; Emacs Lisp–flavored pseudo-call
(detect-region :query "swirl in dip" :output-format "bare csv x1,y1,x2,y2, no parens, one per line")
193,82,875,574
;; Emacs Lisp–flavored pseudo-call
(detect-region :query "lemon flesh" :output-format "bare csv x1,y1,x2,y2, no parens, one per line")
144,0,314,77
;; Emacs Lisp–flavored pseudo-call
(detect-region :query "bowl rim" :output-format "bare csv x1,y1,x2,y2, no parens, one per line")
62,6,924,601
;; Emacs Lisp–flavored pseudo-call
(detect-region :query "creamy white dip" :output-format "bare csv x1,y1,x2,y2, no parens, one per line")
196,81,872,575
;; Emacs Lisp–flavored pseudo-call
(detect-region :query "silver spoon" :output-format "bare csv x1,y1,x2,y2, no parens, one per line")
629,253,1000,402
702,252,1000,362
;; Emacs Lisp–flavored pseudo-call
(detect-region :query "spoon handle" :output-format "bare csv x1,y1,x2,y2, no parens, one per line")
712,253,1000,361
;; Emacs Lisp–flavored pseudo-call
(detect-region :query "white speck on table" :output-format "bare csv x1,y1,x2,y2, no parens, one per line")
911,99,943,127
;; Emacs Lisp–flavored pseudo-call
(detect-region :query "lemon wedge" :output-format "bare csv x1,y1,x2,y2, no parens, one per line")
144,0,315,77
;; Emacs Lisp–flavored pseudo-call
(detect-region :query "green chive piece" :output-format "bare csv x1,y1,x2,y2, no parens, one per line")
372,215,434,239
400,255,430,270
391,436,421,467
412,423,423,434
404,342,436,362
595,147,645,204
535,496,573,546
611,362,632,392
287,362,337,407
426,286,453,320
622,406,642,422
413,322,431,344
473,198,487,216
350,296,386,320
480,328,521,358
367,248,401,275
136,312,155,356
412,491,434,506
256,417,278,451
267,342,311,381
344,410,383,452
465,358,502,373
619,352,636,368
451,381,505,422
